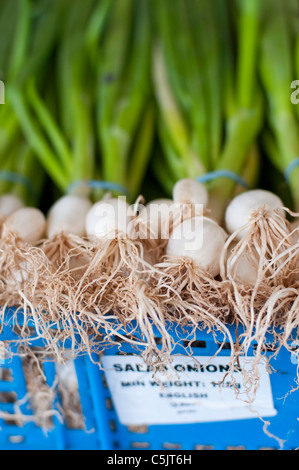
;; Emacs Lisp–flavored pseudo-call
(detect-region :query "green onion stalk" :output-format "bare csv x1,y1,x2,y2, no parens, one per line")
152,0,263,223
0,0,45,206
259,0,299,212
10,0,153,205
95,0,154,203
8,0,94,198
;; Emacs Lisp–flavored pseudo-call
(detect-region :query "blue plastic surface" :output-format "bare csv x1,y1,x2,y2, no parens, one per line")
0,308,102,450
1,309,299,450
92,322,299,451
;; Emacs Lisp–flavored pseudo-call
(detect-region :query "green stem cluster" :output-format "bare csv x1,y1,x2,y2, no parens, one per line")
153,0,262,222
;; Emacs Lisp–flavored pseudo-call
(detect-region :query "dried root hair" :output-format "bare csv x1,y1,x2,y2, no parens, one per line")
0,231,87,362
220,207,299,399
41,232,92,279
51,233,158,359
150,256,236,361
222,207,297,291
101,276,175,371
0,232,62,348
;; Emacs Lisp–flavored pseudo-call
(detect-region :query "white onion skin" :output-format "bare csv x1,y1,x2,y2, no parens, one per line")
85,198,132,239
0,194,24,220
138,198,174,239
47,195,92,238
225,189,285,240
167,216,227,277
226,242,259,287
173,179,208,207
4,207,46,244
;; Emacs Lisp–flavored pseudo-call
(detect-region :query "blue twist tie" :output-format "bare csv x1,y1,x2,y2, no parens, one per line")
284,158,299,184
197,170,250,189
67,180,130,197
0,170,37,200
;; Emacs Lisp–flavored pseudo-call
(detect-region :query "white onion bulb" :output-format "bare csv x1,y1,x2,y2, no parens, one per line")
225,189,284,240
47,195,92,238
173,179,208,207
4,207,46,244
0,194,24,220
227,242,259,286
138,198,174,239
86,197,132,239
167,216,227,277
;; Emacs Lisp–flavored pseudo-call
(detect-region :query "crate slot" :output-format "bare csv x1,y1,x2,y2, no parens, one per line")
0,391,23,426
102,375,108,388
109,419,117,432
113,334,140,344
0,368,13,382
252,343,277,352
194,445,214,450
0,391,17,404
13,325,37,338
113,335,125,343
162,442,182,450
226,446,246,450
8,435,25,444
21,350,55,429
56,360,85,430
127,425,148,434
116,351,134,356
3,416,23,426
105,397,113,410
183,340,207,349
131,441,150,449
258,447,278,450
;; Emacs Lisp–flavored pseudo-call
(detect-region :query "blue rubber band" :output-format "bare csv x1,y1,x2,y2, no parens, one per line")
0,170,37,200
197,170,250,189
284,158,299,184
67,180,130,197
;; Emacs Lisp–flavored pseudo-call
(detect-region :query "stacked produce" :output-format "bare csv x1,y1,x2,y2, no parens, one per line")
0,0,299,405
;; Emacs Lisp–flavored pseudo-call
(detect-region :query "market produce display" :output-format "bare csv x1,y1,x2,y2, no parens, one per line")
1,0,299,439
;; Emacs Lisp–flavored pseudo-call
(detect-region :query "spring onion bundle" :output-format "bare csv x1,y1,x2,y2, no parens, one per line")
137,0,262,356
229,0,299,385
0,1,58,346
152,0,262,222
6,0,167,364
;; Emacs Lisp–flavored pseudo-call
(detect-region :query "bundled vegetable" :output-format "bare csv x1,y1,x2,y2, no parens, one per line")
230,0,299,386
152,0,262,222
73,0,174,366
134,0,262,361
0,1,63,350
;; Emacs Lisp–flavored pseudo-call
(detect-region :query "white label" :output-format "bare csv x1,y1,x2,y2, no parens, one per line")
101,355,277,425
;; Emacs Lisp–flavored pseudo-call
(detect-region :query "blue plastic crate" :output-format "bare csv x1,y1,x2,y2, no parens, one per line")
90,322,299,451
2,308,299,450
0,308,104,450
